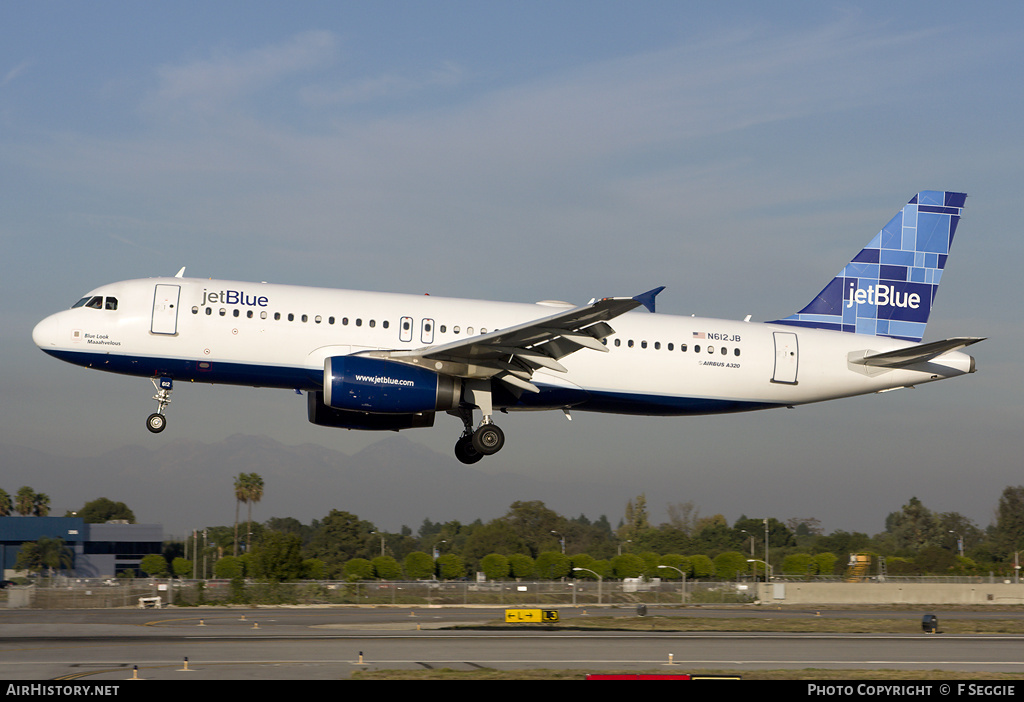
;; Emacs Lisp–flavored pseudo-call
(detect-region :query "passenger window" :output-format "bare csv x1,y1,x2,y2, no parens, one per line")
192,306,199,315
734,348,741,357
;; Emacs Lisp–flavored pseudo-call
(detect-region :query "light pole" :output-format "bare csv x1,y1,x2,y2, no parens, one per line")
747,559,773,581
573,567,602,605
551,530,565,555
657,565,686,604
948,530,964,558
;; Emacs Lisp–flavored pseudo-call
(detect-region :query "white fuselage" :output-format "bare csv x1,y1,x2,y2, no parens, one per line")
32,276,976,418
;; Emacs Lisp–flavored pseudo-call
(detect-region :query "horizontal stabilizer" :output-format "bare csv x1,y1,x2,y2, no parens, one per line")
850,337,985,369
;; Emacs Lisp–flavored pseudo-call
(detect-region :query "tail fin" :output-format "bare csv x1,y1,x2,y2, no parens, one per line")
770,190,967,342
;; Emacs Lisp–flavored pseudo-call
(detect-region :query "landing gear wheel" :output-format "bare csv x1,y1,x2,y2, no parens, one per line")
454,435,483,464
146,413,167,434
472,424,505,455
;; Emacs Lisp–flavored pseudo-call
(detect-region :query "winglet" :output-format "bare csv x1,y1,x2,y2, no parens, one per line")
633,286,666,313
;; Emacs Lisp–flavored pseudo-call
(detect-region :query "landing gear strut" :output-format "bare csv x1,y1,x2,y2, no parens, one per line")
146,376,173,434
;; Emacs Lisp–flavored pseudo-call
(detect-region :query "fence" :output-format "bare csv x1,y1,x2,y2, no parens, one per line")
4,578,756,608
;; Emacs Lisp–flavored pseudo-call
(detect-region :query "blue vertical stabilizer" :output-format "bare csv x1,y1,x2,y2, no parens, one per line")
770,191,966,342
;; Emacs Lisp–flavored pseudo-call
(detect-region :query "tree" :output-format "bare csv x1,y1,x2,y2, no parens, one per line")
501,501,566,557
172,557,192,579
480,553,510,580
214,555,244,579
712,551,748,580
140,553,168,577
252,532,303,582
508,553,536,579
403,551,434,580
535,551,571,580
306,510,375,575
436,553,465,580
78,497,136,524
886,496,942,552
343,558,374,580
371,555,402,580
244,473,264,552
15,487,36,516
991,486,1024,558
610,553,645,579
32,493,50,517
233,473,265,554
689,554,715,579
619,494,650,542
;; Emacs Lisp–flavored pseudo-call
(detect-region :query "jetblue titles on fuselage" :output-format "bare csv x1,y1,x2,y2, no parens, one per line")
201,288,269,307
32,190,982,464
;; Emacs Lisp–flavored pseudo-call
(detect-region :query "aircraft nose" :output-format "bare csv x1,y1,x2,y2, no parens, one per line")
32,314,61,349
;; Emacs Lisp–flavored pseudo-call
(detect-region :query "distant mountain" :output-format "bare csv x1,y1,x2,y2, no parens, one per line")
0,435,634,537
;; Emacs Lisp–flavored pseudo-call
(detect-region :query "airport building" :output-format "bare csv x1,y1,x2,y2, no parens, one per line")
0,516,163,579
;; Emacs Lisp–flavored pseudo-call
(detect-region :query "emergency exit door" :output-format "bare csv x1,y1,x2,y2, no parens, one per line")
772,331,799,384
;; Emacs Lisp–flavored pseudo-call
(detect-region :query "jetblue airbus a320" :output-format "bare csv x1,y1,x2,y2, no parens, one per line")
33,191,983,463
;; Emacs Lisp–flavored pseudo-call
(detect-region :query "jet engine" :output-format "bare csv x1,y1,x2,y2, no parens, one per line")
322,355,461,414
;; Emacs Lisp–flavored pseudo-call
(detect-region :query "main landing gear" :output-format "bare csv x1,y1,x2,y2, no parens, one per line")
451,382,506,464
146,376,173,434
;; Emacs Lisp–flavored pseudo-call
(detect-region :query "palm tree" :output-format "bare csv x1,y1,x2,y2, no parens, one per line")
245,473,264,552
0,489,11,517
37,536,73,577
233,474,248,556
15,487,36,516
33,493,51,517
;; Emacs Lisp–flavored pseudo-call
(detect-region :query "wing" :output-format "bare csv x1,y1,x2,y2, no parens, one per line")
360,288,664,394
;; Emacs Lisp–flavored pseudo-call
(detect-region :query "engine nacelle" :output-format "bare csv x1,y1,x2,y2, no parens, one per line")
323,355,461,414
307,391,435,431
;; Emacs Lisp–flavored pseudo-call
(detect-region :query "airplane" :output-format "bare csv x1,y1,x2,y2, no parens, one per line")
33,190,983,464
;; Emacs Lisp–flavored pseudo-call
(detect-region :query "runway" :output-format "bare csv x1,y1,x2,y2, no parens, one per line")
2,607,1024,680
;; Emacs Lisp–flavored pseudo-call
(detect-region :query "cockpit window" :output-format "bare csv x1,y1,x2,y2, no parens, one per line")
71,295,115,310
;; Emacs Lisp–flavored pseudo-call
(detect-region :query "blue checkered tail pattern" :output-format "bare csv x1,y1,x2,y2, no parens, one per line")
770,191,966,343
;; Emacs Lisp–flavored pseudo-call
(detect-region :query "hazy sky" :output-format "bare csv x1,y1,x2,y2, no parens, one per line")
3,2,1022,537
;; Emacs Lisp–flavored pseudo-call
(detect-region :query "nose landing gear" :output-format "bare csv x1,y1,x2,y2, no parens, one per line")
146,376,173,434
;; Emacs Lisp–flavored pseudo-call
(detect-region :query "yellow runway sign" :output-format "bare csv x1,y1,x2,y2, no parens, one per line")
504,609,559,623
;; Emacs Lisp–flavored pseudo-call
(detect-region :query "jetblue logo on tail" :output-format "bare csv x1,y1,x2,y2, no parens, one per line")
771,191,966,342
845,282,921,310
